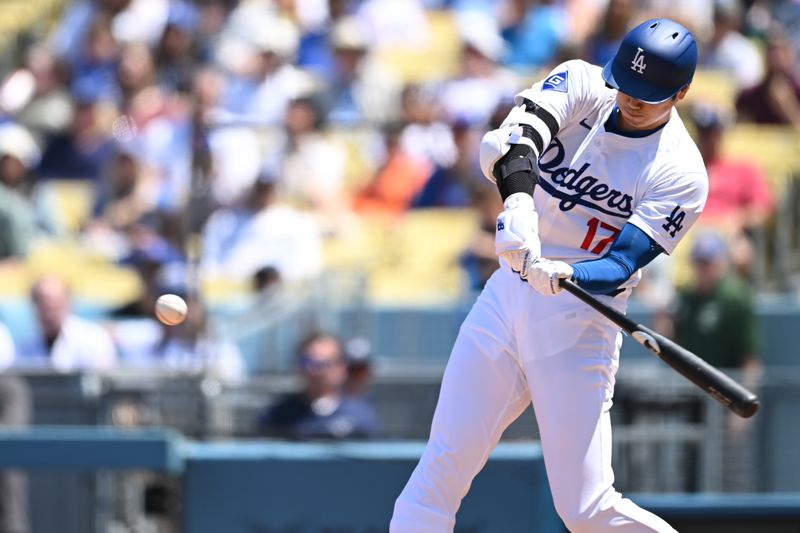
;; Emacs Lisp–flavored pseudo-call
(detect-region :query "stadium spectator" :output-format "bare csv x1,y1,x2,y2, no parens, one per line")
50,0,169,66
116,42,159,110
670,233,762,376
88,147,158,240
699,0,764,90
667,232,762,486
154,1,200,93
735,30,800,129
116,43,193,211
277,96,350,233
353,123,431,219
582,0,635,67
0,123,52,261
0,45,73,139
399,83,457,171
500,0,569,70
69,14,121,105
355,0,431,50
16,275,117,372
296,0,355,77
258,331,379,440
691,104,774,277
116,288,245,383
323,16,401,125
459,186,503,291
49,0,129,66
440,11,519,125
751,0,800,71
36,95,117,181
216,7,314,126
412,118,483,208
200,172,323,282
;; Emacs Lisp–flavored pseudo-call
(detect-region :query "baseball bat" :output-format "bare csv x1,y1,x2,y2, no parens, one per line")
559,279,760,418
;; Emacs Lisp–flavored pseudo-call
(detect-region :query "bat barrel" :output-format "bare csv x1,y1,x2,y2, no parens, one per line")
560,279,760,418
649,329,760,418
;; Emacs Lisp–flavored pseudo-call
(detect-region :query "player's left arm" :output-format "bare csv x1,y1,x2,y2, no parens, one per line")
529,171,708,296
528,224,662,296
573,170,709,293
570,224,663,294
626,171,709,256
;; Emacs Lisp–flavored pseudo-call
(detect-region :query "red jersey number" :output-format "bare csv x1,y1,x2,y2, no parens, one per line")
580,217,621,255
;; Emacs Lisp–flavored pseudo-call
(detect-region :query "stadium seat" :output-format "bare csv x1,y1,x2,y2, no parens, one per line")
325,209,478,304
681,70,737,113
374,10,461,83
721,125,800,187
0,240,141,304
37,179,96,234
0,0,65,41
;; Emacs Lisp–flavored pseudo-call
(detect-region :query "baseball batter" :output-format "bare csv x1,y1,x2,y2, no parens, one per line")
391,19,708,533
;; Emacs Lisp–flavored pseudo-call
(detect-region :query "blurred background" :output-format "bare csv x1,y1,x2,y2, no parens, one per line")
0,0,799,532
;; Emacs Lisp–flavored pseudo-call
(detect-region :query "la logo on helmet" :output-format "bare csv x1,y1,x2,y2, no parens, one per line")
631,47,647,74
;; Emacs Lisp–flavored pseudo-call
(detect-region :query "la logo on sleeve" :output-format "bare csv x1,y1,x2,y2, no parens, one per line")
631,48,647,74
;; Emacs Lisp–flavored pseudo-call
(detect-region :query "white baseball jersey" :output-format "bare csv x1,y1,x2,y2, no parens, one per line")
504,59,708,287
392,60,701,533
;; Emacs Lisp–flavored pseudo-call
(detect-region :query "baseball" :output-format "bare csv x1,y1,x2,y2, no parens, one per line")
154,294,188,326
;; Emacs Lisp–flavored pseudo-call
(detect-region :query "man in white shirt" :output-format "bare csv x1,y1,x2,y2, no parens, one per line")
200,173,322,282
16,276,117,372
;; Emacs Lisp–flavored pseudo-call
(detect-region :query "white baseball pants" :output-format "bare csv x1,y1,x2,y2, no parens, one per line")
390,267,677,533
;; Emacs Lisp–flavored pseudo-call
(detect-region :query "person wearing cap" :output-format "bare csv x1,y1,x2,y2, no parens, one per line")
672,232,760,371
439,11,519,126
392,19,707,532
324,15,401,125
699,0,764,90
216,10,316,126
0,122,55,261
670,231,761,487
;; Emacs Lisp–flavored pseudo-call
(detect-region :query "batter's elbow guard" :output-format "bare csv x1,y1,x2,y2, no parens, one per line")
479,127,511,183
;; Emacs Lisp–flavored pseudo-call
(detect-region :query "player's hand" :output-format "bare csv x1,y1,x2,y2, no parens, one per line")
528,258,574,296
495,193,541,278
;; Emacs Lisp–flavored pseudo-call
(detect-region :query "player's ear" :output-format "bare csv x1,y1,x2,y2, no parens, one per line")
674,84,691,103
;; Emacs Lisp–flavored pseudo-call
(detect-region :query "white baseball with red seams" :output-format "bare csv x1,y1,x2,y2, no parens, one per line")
155,294,188,326
390,59,708,532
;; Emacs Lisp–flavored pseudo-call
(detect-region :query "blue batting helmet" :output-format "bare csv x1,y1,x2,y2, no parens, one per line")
602,18,698,104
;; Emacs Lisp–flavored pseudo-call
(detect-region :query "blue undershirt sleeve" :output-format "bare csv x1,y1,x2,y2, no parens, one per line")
570,223,663,295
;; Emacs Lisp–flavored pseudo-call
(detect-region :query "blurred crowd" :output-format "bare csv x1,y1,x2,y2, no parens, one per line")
0,0,797,407
0,1,798,528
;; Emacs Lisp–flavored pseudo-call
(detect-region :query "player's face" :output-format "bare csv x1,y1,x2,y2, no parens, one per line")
615,85,690,132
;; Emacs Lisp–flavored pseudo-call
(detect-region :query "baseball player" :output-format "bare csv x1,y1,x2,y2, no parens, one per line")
391,19,707,533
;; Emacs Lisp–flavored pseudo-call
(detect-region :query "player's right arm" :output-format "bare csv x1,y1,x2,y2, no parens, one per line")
480,60,609,277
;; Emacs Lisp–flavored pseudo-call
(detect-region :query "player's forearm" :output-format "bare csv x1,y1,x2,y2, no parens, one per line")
571,255,634,294
571,224,663,295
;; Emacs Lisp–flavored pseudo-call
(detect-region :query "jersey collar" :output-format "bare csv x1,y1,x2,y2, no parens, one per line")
604,105,668,138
